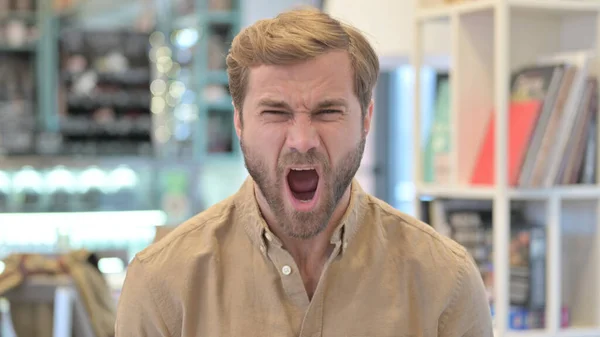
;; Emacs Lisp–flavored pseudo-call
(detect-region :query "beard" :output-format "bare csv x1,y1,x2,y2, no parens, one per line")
241,136,366,240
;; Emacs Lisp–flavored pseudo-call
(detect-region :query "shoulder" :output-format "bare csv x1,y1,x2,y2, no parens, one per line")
365,194,469,264
135,194,239,266
363,195,492,331
363,194,480,299
116,196,242,333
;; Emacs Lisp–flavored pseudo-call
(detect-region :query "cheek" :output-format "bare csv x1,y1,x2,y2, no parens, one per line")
320,124,362,163
245,127,285,168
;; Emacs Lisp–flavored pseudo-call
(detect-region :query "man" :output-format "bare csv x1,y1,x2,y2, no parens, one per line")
115,7,493,337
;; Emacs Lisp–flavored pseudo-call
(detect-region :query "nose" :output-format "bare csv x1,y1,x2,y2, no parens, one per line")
286,115,320,153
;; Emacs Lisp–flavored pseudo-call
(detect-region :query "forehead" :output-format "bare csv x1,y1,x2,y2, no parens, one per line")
244,51,356,108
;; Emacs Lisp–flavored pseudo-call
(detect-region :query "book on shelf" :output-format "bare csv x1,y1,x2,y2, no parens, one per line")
423,73,451,184
423,50,599,188
505,306,570,330
471,64,559,186
532,51,594,187
473,50,598,187
427,199,569,330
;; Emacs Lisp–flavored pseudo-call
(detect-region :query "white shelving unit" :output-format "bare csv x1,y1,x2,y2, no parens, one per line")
411,0,600,336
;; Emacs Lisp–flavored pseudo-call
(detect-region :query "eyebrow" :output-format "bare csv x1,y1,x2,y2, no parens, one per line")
315,99,349,109
257,98,292,110
256,98,349,110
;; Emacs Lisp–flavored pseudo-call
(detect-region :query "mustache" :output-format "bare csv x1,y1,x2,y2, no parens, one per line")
278,150,328,167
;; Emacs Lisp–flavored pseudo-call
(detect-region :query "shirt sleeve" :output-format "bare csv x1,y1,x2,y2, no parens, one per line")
115,256,172,337
438,253,494,337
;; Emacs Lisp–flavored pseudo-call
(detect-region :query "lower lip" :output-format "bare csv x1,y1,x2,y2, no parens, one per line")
285,174,321,212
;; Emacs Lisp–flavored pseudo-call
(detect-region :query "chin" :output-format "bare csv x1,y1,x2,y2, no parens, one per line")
282,187,335,240
283,210,330,239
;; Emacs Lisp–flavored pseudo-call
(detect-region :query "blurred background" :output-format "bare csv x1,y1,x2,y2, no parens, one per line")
0,0,599,336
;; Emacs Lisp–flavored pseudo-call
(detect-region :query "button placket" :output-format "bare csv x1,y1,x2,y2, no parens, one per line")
298,241,342,337
266,245,310,308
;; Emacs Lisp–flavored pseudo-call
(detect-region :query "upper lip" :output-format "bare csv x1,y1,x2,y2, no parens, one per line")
286,165,321,177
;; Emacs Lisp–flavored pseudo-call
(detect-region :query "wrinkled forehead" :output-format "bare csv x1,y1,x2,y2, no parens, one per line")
243,51,357,111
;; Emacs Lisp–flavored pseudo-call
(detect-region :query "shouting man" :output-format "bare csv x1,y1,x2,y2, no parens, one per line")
115,7,493,337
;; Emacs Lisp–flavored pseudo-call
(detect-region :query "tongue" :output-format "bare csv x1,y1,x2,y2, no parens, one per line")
287,170,318,193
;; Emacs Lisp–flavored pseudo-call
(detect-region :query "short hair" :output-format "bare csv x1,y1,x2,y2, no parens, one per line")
226,7,379,119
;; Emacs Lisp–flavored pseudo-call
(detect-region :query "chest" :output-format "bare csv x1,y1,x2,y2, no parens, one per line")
178,258,440,337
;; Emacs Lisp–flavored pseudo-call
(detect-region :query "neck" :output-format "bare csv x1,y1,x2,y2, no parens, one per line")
254,184,352,266
255,183,352,299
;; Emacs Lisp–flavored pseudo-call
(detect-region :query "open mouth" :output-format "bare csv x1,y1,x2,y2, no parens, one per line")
287,167,319,203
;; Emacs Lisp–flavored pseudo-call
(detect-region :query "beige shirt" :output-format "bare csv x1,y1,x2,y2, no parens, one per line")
115,178,493,337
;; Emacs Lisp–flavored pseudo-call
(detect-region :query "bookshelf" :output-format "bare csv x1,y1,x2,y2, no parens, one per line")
412,0,600,335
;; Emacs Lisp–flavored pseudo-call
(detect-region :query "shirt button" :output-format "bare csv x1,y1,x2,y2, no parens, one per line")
281,265,292,275
259,245,265,253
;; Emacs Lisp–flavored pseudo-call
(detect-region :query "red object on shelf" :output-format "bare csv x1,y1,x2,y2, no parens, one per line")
470,100,543,186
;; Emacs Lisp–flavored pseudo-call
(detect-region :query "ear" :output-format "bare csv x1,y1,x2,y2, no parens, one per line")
234,103,242,139
363,99,374,137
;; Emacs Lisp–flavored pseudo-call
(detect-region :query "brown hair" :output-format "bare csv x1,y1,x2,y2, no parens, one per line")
226,7,379,119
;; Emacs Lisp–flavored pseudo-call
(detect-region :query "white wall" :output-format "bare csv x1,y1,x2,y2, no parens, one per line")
324,0,450,68
242,0,452,68
324,0,411,63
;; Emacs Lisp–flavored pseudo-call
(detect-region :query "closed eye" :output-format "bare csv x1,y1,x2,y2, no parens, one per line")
314,109,343,121
317,109,342,114
260,110,292,122
262,110,288,115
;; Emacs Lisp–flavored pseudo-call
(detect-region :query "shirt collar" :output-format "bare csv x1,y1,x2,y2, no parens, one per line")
236,176,367,255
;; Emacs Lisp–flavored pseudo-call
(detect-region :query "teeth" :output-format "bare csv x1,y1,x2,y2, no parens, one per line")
291,167,315,171
299,199,311,203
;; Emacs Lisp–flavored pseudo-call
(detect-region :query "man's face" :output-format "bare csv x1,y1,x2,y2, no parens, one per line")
235,50,373,239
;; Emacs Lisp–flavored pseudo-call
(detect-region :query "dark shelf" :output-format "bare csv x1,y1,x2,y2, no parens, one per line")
66,92,151,110
0,11,37,22
59,116,152,138
0,43,36,52
62,69,151,86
